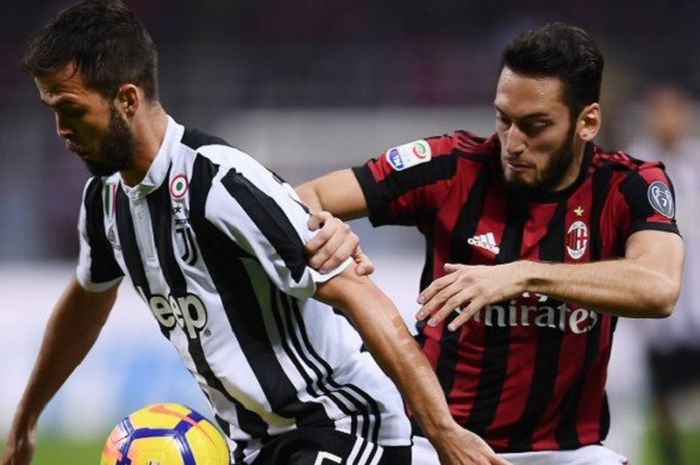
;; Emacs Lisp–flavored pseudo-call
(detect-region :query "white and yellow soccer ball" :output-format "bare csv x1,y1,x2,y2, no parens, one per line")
100,403,230,465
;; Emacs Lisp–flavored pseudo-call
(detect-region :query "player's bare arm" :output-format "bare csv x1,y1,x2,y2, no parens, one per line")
417,229,683,331
296,168,368,220
298,169,374,274
2,278,118,465
314,266,512,465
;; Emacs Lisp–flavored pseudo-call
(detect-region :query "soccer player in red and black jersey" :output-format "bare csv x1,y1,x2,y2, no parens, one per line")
298,23,684,465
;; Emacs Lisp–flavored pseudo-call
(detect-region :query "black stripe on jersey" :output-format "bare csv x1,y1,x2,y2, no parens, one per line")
507,200,567,451
188,154,272,440
268,289,347,430
181,128,234,151
554,318,604,448
83,178,122,283
114,187,170,338
466,193,528,436
284,294,382,443
589,167,613,261
190,155,333,431
220,169,307,283
434,168,492,410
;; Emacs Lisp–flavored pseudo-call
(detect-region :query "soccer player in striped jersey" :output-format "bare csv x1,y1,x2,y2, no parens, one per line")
297,23,684,465
2,1,511,465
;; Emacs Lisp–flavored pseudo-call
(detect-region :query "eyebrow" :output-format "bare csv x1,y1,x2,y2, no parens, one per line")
494,105,552,120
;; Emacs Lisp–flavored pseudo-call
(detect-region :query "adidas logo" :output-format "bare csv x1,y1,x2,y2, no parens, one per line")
467,232,500,254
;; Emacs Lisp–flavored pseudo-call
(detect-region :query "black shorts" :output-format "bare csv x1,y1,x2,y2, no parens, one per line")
251,428,411,465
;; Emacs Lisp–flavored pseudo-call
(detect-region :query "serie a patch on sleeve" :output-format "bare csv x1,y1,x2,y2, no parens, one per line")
385,139,432,171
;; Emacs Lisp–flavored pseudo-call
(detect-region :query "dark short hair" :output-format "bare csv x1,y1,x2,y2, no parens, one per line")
501,23,604,119
23,0,159,101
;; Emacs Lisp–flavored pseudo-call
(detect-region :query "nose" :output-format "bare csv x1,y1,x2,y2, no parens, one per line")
54,113,73,139
504,126,526,156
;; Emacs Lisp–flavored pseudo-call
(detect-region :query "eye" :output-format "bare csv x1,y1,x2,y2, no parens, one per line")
521,121,549,136
496,112,511,129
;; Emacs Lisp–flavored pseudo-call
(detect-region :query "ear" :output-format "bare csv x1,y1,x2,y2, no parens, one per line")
114,84,141,120
576,103,602,141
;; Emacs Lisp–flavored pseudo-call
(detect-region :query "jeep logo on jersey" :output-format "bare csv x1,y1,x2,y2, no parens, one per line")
647,181,675,218
385,139,432,171
566,220,588,260
137,287,208,338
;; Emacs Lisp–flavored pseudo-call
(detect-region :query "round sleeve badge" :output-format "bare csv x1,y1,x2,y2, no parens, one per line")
647,181,675,218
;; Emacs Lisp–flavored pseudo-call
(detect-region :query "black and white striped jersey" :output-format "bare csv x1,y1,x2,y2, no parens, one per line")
75,116,411,463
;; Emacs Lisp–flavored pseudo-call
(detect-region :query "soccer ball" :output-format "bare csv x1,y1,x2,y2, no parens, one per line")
100,403,230,465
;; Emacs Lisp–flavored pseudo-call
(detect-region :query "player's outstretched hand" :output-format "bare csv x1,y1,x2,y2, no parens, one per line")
416,262,528,331
433,426,513,465
1,423,36,465
305,211,374,275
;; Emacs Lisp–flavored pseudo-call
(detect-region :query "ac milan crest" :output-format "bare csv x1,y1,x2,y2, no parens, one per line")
566,220,588,260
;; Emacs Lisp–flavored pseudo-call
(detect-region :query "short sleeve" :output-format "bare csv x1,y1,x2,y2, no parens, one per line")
617,161,680,238
75,178,124,291
352,132,485,226
204,154,351,300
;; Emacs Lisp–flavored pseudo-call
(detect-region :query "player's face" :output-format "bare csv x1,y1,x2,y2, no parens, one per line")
494,67,580,192
34,63,134,176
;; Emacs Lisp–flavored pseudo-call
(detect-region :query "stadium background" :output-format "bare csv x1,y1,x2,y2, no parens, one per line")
1,1,699,463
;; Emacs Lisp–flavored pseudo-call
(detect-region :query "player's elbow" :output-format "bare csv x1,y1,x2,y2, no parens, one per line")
644,277,681,318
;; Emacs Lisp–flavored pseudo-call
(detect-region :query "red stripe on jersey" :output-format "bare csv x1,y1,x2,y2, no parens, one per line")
483,201,559,448
576,314,614,443
365,134,457,183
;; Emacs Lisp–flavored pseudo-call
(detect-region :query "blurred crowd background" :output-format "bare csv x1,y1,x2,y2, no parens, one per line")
1,1,699,464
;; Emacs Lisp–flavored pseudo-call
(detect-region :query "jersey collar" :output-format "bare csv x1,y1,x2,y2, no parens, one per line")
121,115,185,201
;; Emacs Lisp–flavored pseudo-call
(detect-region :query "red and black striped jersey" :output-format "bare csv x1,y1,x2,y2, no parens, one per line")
352,130,679,452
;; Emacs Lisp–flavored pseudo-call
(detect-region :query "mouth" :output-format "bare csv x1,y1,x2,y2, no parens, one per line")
505,159,532,171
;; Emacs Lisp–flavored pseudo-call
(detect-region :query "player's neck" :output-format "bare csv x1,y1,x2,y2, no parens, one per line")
121,104,168,187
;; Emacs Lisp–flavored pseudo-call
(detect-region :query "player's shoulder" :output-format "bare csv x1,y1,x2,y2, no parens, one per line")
178,127,257,171
591,145,666,174
428,130,498,158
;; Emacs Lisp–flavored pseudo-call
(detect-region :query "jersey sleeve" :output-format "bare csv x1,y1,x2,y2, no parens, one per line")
351,133,462,226
75,177,124,292
204,152,351,300
616,161,680,238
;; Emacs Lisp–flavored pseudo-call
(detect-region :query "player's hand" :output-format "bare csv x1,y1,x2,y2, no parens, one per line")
305,211,374,275
433,426,513,465
1,422,37,465
415,262,529,331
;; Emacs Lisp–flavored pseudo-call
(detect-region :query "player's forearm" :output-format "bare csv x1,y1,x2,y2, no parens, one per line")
295,169,368,220
315,274,457,438
519,257,680,318
14,277,116,422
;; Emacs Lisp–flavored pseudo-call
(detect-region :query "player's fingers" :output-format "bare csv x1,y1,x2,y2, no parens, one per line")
447,298,483,331
416,273,455,307
317,230,359,273
306,211,332,231
426,286,471,327
353,248,375,275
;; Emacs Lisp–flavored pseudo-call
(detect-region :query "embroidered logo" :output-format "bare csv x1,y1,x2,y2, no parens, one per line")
566,220,588,260
467,232,500,254
647,181,675,219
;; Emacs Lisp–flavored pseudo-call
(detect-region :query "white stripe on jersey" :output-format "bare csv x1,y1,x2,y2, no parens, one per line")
75,116,411,463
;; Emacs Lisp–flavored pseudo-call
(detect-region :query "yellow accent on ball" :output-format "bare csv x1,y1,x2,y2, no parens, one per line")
100,403,229,465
